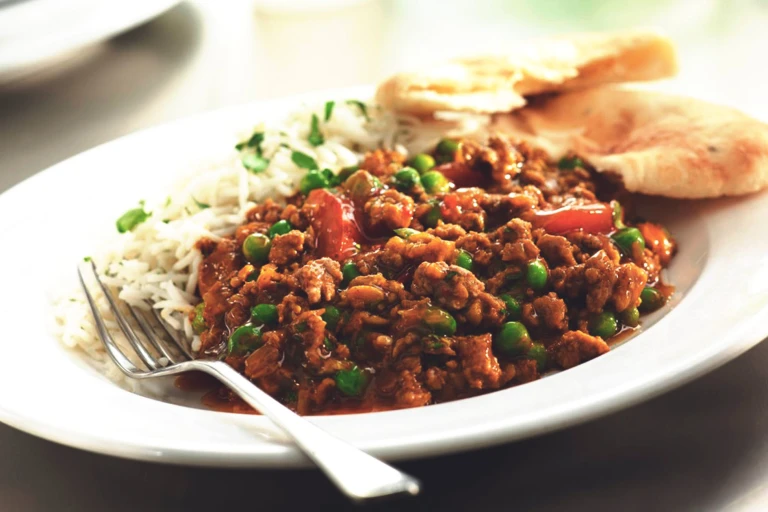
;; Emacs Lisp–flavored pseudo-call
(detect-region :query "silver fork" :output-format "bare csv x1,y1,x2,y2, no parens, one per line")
77,261,420,501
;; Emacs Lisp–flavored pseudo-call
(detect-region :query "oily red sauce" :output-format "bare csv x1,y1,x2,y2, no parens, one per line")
201,389,260,414
174,371,218,392
188,138,677,416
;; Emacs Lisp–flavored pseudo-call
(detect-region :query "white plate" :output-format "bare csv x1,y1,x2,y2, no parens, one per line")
0,0,181,79
0,86,767,468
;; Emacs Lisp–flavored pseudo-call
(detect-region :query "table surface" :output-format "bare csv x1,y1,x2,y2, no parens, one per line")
2,1,768,510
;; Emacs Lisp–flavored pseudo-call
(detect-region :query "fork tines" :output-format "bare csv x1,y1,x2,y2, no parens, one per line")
77,261,193,377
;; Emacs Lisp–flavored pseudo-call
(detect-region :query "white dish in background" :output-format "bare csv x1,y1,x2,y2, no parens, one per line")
0,86,766,468
0,0,181,79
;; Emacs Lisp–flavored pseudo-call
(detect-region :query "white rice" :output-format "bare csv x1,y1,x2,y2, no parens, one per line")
53,99,488,383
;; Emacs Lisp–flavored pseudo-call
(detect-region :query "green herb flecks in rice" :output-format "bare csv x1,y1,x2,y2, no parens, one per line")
324,101,335,122
308,114,324,147
242,153,270,174
346,100,370,121
291,150,319,170
116,203,150,233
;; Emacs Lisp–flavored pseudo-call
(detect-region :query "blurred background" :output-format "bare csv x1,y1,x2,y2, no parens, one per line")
1,0,767,192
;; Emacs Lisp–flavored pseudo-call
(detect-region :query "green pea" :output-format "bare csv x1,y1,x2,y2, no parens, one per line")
456,250,473,271
435,139,459,163
611,227,646,256
589,311,618,339
251,304,278,325
335,366,368,396
394,167,421,190
322,305,342,330
495,321,532,356
394,227,420,238
227,324,263,355
342,262,361,284
558,156,584,169
299,169,330,195
268,220,292,238
527,343,548,371
242,233,271,263
344,170,381,202
410,153,435,174
423,307,457,335
116,207,150,233
639,287,665,312
424,203,442,228
526,260,548,291
619,306,640,327
500,294,522,320
192,302,206,334
421,170,450,194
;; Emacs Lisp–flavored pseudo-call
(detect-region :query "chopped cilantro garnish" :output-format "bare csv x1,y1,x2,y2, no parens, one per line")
116,205,150,233
324,101,335,122
236,131,265,153
291,150,319,170
242,154,270,174
308,114,324,146
192,197,210,210
346,100,370,121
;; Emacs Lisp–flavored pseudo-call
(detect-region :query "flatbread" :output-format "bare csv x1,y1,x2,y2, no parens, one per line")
376,30,678,115
491,86,768,198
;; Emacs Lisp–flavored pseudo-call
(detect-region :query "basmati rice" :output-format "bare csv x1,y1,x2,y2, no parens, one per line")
53,98,488,383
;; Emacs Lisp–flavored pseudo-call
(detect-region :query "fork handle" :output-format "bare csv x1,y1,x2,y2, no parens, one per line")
191,360,420,501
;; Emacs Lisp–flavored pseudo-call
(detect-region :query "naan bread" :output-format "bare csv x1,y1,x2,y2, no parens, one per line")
376,30,678,115
492,86,768,198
